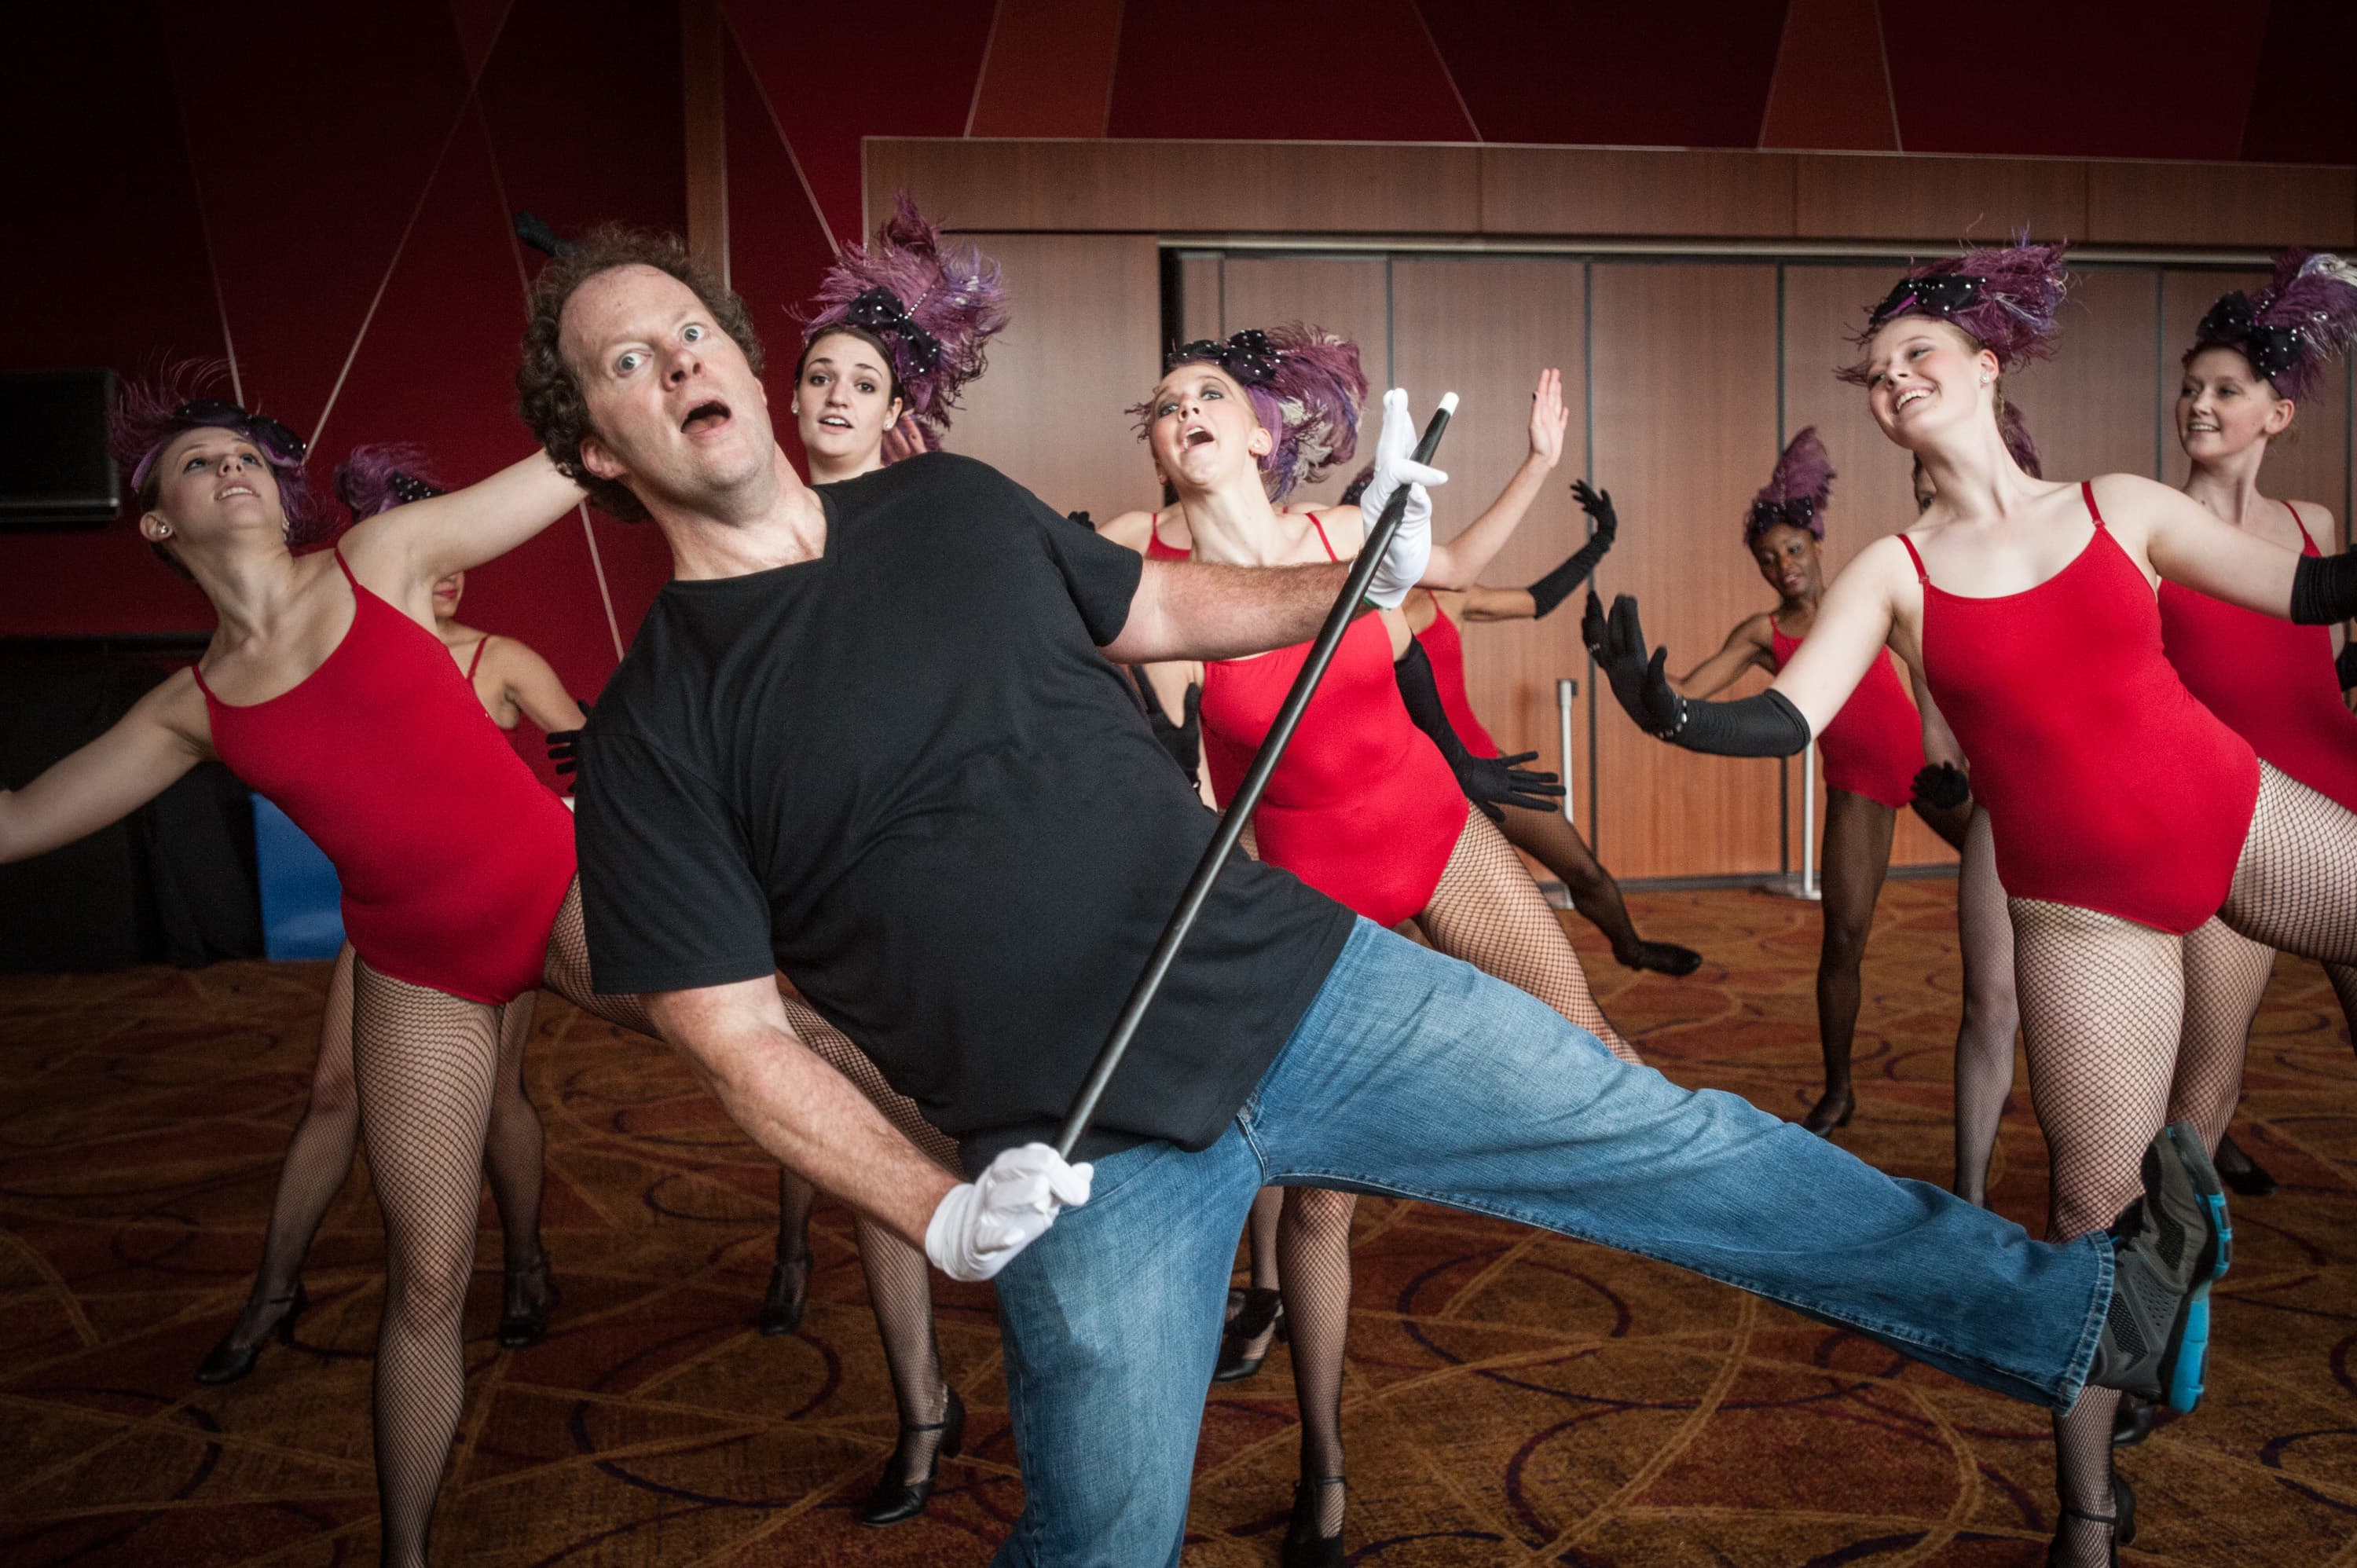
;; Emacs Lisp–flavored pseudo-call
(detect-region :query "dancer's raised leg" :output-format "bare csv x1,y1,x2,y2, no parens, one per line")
1498,804,1700,976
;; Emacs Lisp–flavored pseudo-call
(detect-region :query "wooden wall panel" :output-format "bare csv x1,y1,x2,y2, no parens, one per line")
1791,152,2087,242
1391,258,1592,776
2161,269,2352,533
2004,267,2164,483
2089,162,2357,249
1213,255,1391,510
1589,262,1786,879
1479,147,1797,238
867,138,1479,235
1781,263,1955,869
941,234,1161,522
1175,253,1222,344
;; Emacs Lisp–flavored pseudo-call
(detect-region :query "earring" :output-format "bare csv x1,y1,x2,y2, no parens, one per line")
1978,375,1991,386
156,525,172,537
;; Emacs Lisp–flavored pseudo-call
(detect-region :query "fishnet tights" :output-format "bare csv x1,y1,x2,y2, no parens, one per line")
1264,808,1641,1539
2007,897,2185,1567
772,992,962,1471
218,946,544,1350
1950,808,2021,1205
350,958,508,1568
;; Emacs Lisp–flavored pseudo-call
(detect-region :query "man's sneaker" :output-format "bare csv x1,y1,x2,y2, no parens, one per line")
2086,1122,2230,1414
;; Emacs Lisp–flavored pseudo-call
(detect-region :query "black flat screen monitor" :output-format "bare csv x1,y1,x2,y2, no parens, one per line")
0,370,120,528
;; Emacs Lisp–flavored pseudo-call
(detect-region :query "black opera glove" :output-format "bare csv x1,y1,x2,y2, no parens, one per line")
2289,550,2357,625
2336,640,2357,693
1528,480,1620,619
1582,592,1811,757
1912,762,1971,811
545,698,592,782
1394,639,1563,821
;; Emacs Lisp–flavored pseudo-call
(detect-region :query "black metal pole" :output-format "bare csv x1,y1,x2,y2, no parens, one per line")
1057,394,1457,1157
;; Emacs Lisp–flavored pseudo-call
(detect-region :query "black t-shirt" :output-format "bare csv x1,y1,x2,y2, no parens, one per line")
575,453,1355,1170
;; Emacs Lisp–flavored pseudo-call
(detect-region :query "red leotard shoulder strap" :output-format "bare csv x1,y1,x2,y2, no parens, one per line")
1897,533,1929,584
1424,587,1444,613
2286,501,2321,555
332,545,360,585
465,636,491,680
2079,480,2106,529
1303,511,1340,562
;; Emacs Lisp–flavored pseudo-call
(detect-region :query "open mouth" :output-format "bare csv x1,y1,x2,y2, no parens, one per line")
819,414,852,430
680,400,731,436
1182,424,1215,449
218,482,258,501
1893,389,1930,415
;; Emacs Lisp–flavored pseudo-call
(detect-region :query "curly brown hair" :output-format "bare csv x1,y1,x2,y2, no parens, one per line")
515,225,764,522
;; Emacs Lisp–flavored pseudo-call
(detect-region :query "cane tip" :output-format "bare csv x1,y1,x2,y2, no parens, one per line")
1439,391,1460,414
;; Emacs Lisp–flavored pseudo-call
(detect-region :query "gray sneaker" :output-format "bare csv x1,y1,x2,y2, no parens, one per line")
2086,1122,2230,1413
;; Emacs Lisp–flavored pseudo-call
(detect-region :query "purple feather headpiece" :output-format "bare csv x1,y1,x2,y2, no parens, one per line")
1133,324,1369,502
1744,427,1835,541
1841,239,2072,383
1338,463,1375,507
108,361,322,545
2187,250,2357,405
794,192,1010,453
335,445,449,524
1999,401,2042,478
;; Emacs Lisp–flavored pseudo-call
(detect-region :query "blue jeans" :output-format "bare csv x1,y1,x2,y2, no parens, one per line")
990,920,2110,1566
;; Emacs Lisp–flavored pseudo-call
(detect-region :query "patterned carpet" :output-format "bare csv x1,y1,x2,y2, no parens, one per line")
2,881,2352,1566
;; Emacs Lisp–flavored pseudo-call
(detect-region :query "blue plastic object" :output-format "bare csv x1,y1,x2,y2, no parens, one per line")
251,795,345,960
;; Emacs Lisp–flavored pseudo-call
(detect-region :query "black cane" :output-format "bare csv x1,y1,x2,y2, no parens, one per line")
1056,394,1459,1157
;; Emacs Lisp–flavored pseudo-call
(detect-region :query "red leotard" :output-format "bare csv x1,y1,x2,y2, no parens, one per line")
1901,483,2260,933
1767,623,1923,810
1199,515,1464,926
1146,511,1188,562
194,551,577,1002
2160,506,2357,815
1412,591,1504,759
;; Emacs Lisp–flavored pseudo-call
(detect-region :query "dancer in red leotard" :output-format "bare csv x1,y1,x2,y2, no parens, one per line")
758,196,1009,1524
1342,383,1704,976
2158,252,2357,1201
192,448,589,1388
1590,238,2357,1564
0,372,680,1566
1124,328,1637,1564
1656,429,1970,1134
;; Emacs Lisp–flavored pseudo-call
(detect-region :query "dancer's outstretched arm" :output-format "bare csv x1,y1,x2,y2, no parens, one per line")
343,451,585,587
2112,471,2356,621
0,672,207,863
1422,368,1567,586
1670,614,1775,700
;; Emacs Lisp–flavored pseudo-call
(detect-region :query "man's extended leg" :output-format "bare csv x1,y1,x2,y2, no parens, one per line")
990,1130,1263,1568
1243,920,2112,1407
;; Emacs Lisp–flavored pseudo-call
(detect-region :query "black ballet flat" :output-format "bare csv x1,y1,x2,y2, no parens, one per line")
194,1283,306,1387
1619,940,1703,977
498,1257,559,1349
1213,1287,1286,1383
1801,1086,1856,1138
2111,1393,2156,1448
1281,1476,1346,1568
2214,1131,2278,1196
2046,1477,2135,1565
860,1386,965,1526
759,1249,811,1337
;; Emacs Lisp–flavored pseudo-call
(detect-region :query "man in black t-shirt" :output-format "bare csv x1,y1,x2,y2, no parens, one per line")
517,233,2228,1566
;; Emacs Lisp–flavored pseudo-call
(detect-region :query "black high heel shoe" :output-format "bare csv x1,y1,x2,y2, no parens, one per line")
1801,1085,1856,1137
499,1255,560,1349
194,1284,307,1386
1213,1287,1286,1383
2111,1392,2156,1447
759,1248,811,1337
1281,1476,1346,1568
2214,1131,2278,1196
2047,1477,2136,1566
1618,939,1703,977
860,1386,965,1526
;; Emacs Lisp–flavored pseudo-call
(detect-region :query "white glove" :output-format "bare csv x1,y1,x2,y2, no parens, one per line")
1355,387,1451,609
923,1141,1094,1282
